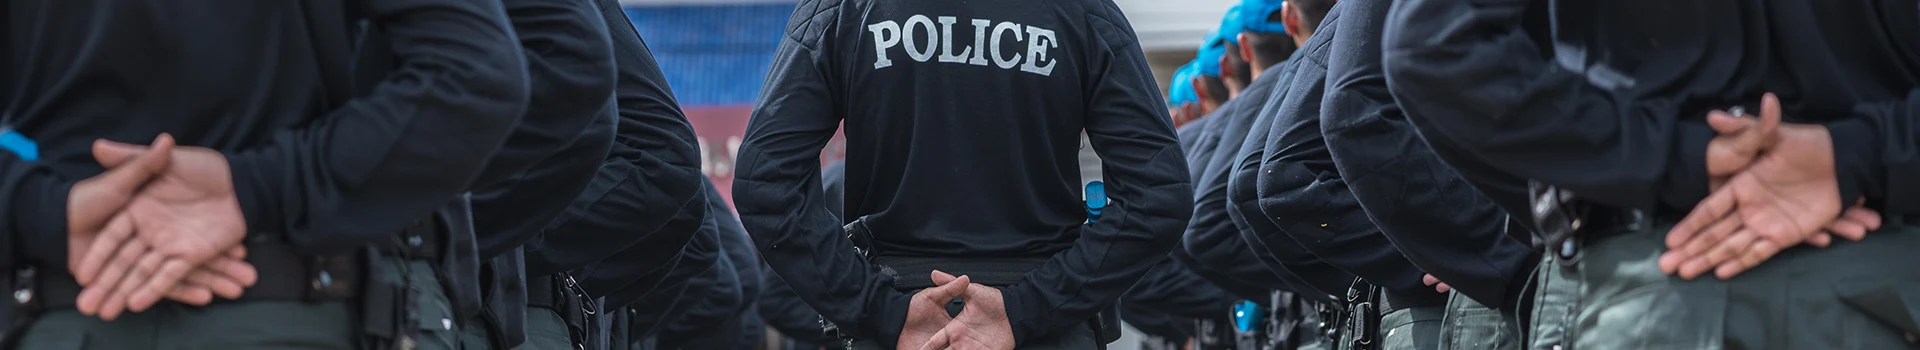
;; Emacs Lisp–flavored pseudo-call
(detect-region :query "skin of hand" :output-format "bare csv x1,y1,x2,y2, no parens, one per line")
72,139,252,320
1421,274,1450,294
1660,94,1868,280
922,270,1015,350
900,272,972,350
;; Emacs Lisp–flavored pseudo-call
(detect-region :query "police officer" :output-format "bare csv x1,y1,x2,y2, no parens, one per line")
1170,65,1208,129
4,0,531,347
759,160,844,350
1247,0,1454,348
1383,0,1920,348
1303,0,1539,348
512,0,712,347
733,0,1196,349
649,189,765,350
605,195,725,350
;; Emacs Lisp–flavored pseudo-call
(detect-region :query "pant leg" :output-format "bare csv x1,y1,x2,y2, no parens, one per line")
16,307,161,349
394,259,464,350
1549,223,1920,350
1378,306,1442,350
1438,291,1520,350
460,315,497,350
514,307,575,350
158,301,358,350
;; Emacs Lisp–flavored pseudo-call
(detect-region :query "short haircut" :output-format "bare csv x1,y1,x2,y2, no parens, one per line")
1291,0,1337,34
1242,32,1297,69
1223,42,1254,87
1200,75,1229,105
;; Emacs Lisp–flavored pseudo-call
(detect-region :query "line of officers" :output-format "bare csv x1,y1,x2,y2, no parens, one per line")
3,0,1918,349
0,0,797,349
1109,0,1920,350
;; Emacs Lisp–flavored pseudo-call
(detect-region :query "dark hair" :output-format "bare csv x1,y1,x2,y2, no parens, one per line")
1242,32,1297,69
1200,75,1229,105
1289,0,1337,34
1222,41,1253,87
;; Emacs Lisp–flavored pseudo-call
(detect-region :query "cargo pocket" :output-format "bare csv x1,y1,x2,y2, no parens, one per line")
405,261,461,350
1574,281,1728,350
1835,282,1920,349
12,320,85,350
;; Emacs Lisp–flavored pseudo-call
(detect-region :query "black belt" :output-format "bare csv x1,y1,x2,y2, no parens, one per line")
527,273,562,309
21,238,362,310
872,256,1048,290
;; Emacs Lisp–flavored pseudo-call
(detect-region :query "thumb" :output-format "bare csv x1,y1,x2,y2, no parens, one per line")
94,134,169,168
925,275,971,301
931,270,959,285
1754,93,1784,147
1705,110,1753,135
91,134,175,192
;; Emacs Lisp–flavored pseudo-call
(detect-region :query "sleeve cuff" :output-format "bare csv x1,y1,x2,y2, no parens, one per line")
19,180,75,267
223,152,281,240
1001,285,1047,348
1657,121,1714,213
1825,118,1880,209
864,290,913,346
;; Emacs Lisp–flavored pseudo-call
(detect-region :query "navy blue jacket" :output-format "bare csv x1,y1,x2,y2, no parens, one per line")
1316,0,1536,309
733,0,1193,344
1384,0,1920,217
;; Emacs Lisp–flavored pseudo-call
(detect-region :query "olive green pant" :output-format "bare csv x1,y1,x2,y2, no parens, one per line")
1335,306,1442,350
457,308,573,350
15,259,458,350
1528,223,1920,350
1436,291,1519,350
849,321,1100,350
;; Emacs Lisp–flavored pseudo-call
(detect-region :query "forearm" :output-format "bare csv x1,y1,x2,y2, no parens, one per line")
472,110,616,259
1,157,73,267
229,0,529,254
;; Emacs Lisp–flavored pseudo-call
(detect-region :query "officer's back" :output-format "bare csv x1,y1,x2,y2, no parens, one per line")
736,0,1189,347
830,0,1133,255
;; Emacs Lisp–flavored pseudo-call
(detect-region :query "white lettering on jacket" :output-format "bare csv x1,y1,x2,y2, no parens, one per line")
870,15,1059,76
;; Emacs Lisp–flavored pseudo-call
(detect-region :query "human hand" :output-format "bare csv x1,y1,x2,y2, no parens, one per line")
73,138,250,319
899,272,971,350
921,271,1015,350
1702,94,1784,188
1421,274,1450,294
1661,94,1850,280
68,135,175,265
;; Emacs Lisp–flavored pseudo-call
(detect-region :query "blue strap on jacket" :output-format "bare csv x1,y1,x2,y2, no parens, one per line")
0,127,38,162
1085,181,1107,223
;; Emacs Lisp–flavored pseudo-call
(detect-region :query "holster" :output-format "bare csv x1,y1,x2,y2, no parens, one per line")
360,217,454,350
528,272,596,350
1340,280,1382,350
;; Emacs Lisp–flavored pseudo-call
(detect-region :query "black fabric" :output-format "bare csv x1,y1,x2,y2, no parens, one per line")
1251,1,1443,307
1315,0,1539,310
734,0,1191,345
523,0,709,279
1382,0,1920,216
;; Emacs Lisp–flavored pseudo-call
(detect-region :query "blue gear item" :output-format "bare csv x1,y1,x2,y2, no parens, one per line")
1232,300,1264,333
1240,0,1289,34
1195,40,1227,77
0,128,39,161
1167,64,1200,106
1210,5,1245,45
1084,181,1107,223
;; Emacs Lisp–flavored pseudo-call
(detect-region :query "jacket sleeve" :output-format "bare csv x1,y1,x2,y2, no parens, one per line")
1319,0,1538,309
522,0,708,275
732,0,930,344
2,155,72,267
1829,89,1920,215
466,0,617,191
1122,256,1238,319
1254,49,1428,296
223,0,530,254
994,10,1193,345
1381,0,1716,213
607,205,723,338
472,110,615,259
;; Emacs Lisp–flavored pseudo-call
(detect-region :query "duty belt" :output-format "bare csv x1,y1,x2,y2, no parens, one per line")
1528,181,1649,267
527,272,596,350
15,236,365,311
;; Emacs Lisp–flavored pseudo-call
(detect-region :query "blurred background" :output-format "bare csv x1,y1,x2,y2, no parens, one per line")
620,1,1236,348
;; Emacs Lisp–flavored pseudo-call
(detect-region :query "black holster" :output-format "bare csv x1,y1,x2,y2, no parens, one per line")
529,272,596,350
